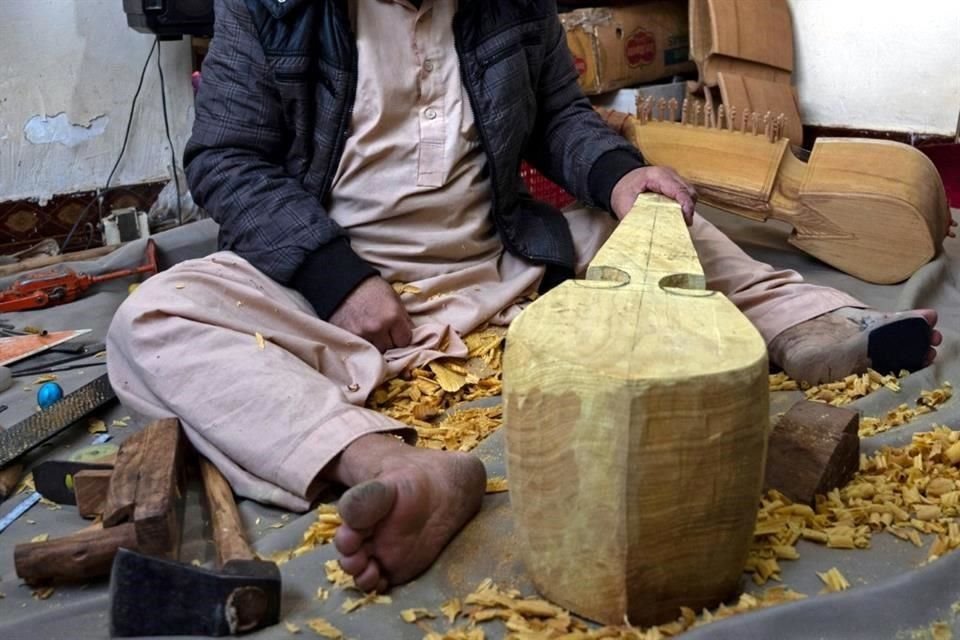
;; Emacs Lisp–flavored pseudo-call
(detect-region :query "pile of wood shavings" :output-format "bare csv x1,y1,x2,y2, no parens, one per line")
768,369,906,403
264,504,341,566
402,578,805,639
749,425,960,585
769,371,953,437
365,326,507,451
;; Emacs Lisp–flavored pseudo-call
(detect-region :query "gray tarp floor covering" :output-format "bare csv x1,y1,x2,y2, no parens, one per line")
0,204,958,640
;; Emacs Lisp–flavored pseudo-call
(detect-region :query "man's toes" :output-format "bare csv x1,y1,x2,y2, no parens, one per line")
925,347,938,367
340,479,397,531
354,558,383,593
932,330,943,347
915,308,938,327
334,525,367,556
339,548,370,576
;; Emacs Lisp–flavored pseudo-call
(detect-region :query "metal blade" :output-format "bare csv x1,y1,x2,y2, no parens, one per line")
110,548,281,637
0,374,115,468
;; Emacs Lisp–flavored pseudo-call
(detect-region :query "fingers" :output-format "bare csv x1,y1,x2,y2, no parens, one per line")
389,314,414,350
648,171,697,225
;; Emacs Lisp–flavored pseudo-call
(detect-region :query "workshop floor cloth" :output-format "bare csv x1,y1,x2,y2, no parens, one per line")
1,210,959,639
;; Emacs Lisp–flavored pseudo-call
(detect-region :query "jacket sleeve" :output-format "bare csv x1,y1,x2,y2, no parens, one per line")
184,0,376,319
523,5,647,212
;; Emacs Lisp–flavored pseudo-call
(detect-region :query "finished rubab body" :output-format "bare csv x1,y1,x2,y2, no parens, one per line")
600,99,951,285
504,195,768,626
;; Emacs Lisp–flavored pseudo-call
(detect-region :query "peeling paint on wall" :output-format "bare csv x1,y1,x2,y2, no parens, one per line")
23,113,109,148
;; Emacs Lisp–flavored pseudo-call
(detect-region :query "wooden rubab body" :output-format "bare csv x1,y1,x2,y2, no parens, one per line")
504,195,768,626
600,101,951,285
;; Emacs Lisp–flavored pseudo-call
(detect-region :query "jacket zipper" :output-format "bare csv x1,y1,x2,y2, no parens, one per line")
320,30,358,200
453,20,525,260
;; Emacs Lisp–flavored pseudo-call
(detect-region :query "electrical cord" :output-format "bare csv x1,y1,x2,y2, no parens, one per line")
156,38,184,227
61,39,158,251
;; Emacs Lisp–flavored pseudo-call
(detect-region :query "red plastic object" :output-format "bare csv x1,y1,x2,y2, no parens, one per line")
520,162,576,210
921,144,960,209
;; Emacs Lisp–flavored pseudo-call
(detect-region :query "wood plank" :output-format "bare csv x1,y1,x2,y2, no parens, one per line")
14,522,138,585
504,194,769,626
691,0,794,73
200,457,255,566
75,469,114,519
131,419,183,556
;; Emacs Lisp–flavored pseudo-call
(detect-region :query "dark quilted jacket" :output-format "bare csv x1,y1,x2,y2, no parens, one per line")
184,0,645,318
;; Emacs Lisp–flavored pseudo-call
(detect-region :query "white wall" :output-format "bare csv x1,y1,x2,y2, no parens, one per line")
0,0,194,203
788,0,960,136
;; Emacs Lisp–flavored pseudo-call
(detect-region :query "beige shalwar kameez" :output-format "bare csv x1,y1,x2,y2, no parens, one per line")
107,0,861,510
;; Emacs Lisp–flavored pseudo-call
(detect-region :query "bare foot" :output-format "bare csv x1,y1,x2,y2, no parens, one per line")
769,307,941,385
325,435,486,592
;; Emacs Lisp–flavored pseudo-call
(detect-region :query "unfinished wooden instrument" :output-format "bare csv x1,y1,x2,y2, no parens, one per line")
688,0,803,143
603,101,950,285
504,194,768,626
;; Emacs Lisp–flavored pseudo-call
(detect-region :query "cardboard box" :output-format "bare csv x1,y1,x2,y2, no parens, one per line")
561,3,694,95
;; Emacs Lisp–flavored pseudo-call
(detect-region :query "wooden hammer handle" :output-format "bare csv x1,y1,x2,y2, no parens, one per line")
14,522,137,585
199,457,255,567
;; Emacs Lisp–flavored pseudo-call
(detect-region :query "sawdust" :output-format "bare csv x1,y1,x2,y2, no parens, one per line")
749,424,960,585
485,477,509,494
265,504,341,566
365,326,506,452
405,579,806,639
305,617,342,639
770,372,952,437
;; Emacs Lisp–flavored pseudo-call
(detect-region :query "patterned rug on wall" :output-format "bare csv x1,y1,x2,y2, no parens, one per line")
0,182,166,255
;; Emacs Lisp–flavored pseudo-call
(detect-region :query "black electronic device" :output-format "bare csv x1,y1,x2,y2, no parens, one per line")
123,0,214,40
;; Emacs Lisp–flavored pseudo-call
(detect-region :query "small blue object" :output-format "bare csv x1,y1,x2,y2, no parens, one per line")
37,382,64,409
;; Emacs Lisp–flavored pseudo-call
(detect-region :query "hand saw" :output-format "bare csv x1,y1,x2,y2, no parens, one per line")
0,373,115,468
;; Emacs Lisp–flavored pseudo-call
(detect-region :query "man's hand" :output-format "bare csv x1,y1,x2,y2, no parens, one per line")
329,277,414,352
610,166,697,224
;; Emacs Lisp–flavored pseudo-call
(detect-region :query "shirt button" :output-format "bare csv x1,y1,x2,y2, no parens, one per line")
423,59,435,72
424,108,438,120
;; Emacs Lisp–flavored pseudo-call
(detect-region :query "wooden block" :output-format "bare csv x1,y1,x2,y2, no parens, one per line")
504,195,769,626
14,522,138,585
102,429,147,527
132,418,183,556
765,401,860,505
75,469,114,519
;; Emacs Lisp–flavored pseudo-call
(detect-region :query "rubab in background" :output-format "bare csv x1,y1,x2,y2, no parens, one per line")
599,100,951,285
504,194,768,626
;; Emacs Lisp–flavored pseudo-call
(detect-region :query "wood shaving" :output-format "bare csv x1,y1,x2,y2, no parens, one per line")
401,608,436,623
15,473,35,494
174,282,186,289
817,567,851,592
31,586,54,600
87,418,107,434
440,598,462,624
305,617,342,639
485,477,508,493
29,533,49,543
284,621,301,634
267,504,342,565
316,587,329,601
859,382,952,436
417,580,804,639
255,332,266,350
323,559,355,589
750,424,960,584
392,283,422,295
32,374,58,384
111,419,129,428
341,592,391,613
366,326,506,452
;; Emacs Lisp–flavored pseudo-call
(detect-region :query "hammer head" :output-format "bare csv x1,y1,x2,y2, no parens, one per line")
109,548,281,637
